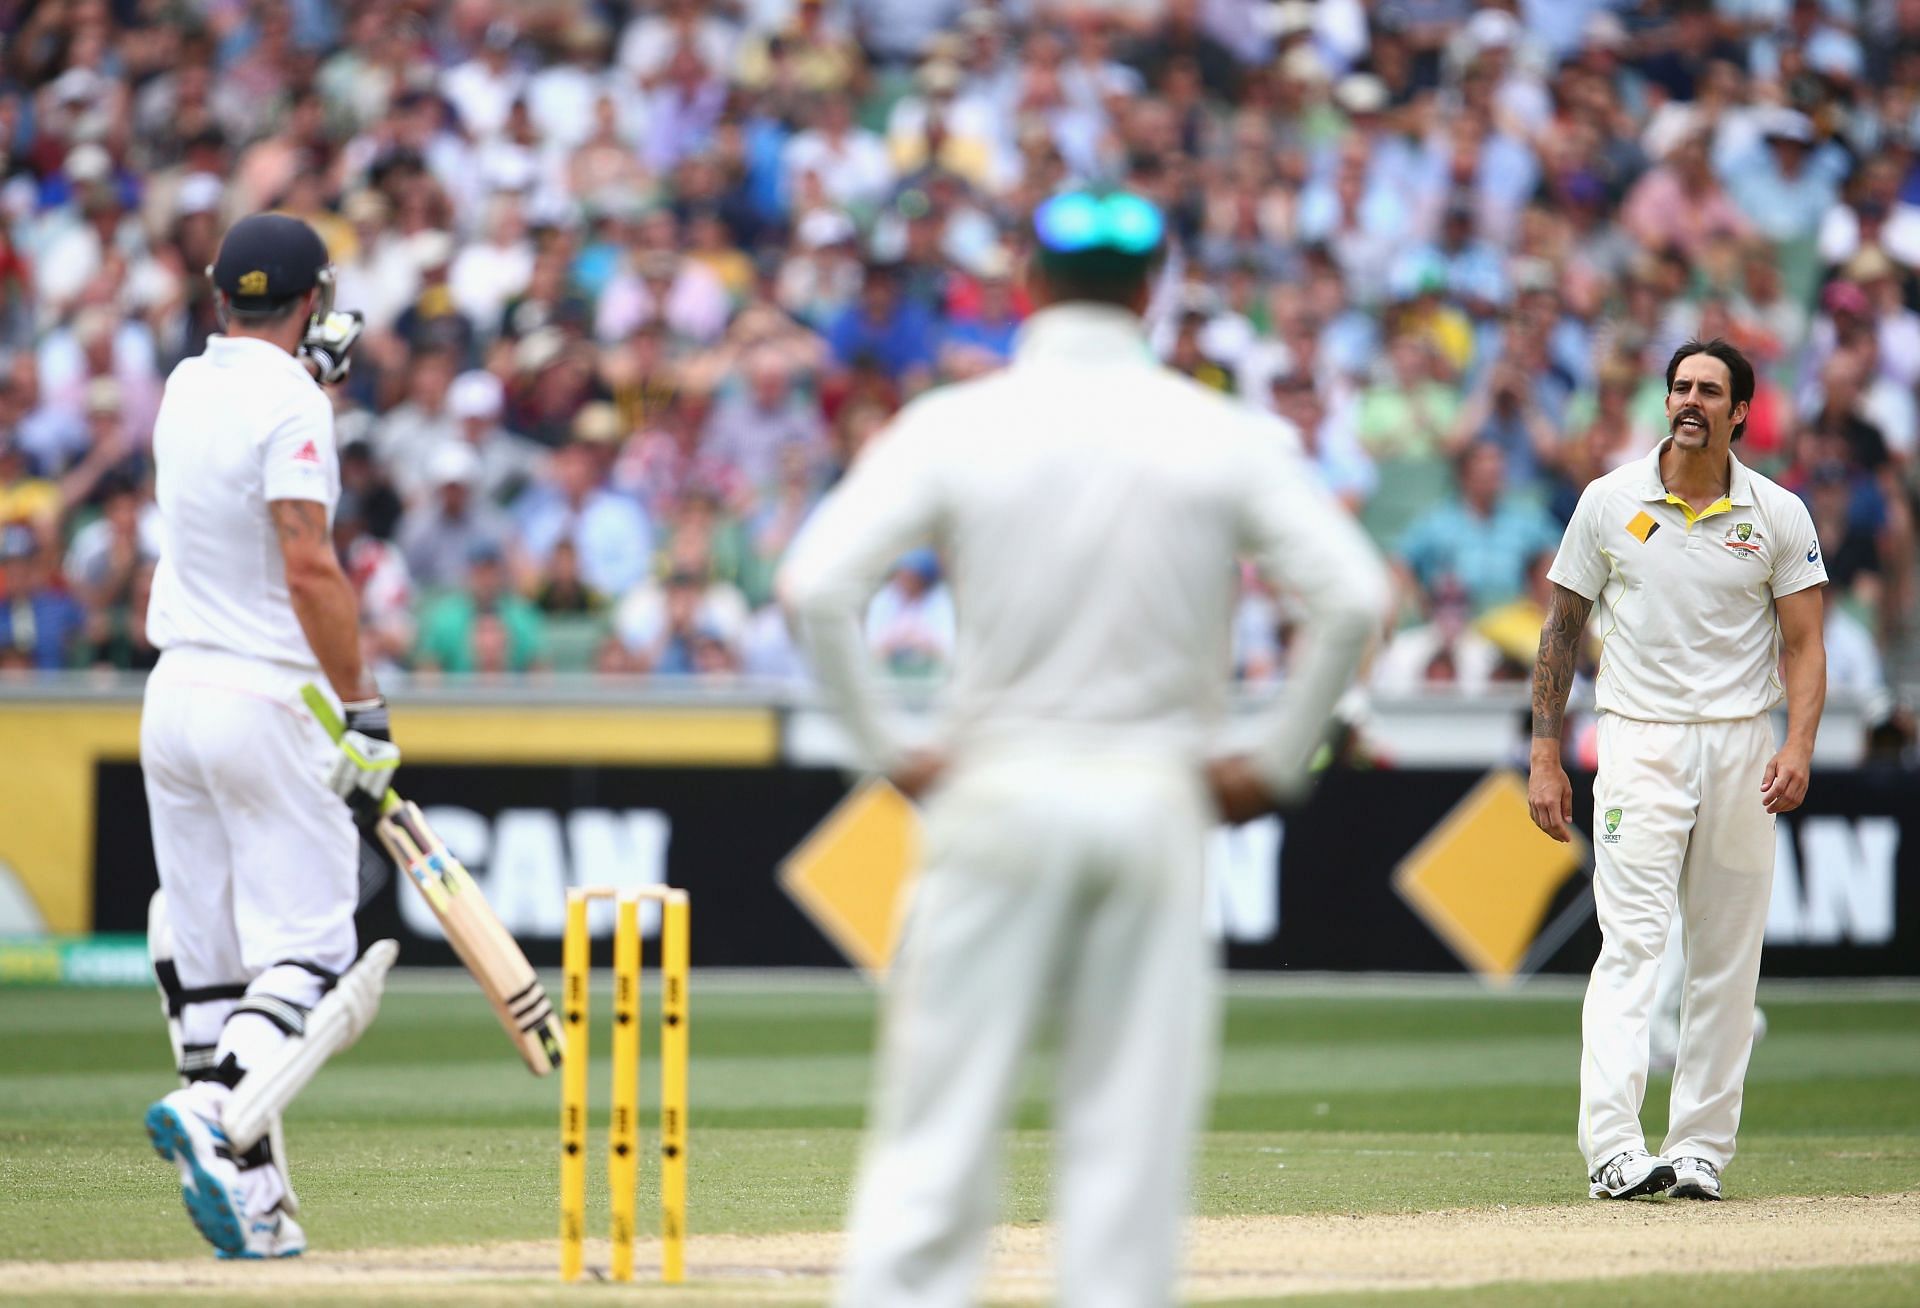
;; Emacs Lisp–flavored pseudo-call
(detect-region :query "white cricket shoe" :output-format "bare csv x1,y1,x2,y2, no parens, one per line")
1588,1149,1676,1199
145,1089,249,1255
219,1204,307,1259
1669,1156,1723,1200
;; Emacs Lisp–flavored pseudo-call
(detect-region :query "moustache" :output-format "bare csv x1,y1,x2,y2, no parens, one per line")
1672,408,1706,430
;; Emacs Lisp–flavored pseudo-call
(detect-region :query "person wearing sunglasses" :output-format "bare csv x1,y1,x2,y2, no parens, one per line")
781,189,1389,1308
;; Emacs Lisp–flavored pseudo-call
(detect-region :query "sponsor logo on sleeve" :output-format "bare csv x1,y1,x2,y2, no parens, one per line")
292,439,320,464
1807,543,1820,565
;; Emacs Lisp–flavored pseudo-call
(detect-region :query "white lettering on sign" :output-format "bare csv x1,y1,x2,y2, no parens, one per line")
394,807,673,940
1204,817,1283,944
1766,816,1898,946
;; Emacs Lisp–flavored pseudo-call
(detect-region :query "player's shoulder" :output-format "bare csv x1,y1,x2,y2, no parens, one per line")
1571,460,1645,513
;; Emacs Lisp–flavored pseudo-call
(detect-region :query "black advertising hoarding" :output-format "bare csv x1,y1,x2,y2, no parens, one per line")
92,762,1918,976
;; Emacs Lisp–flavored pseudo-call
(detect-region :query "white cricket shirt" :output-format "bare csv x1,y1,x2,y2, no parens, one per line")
779,304,1389,798
147,334,338,669
1547,439,1827,724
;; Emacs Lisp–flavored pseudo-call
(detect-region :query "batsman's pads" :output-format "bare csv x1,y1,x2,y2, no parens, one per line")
225,939,399,1153
300,683,564,1076
301,308,364,385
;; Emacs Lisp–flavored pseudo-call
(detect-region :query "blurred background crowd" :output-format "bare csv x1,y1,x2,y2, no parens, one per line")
0,0,1915,741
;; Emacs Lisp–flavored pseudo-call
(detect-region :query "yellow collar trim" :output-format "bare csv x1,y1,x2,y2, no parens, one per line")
1664,493,1733,527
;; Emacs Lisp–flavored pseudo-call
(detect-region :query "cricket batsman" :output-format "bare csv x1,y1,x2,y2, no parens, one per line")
139,213,399,1258
780,189,1388,1308
1529,338,1826,1202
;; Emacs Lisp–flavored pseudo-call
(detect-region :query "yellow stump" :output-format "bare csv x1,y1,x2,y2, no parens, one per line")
608,897,641,1282
660,891,690,1284
559,891,590,1283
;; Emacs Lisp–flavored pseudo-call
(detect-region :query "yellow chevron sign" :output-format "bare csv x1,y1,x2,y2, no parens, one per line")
779,779,920,978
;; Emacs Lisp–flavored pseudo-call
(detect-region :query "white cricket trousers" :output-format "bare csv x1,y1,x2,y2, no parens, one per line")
141,647,358,1074
837,750,1219,1308
1580,712,1775,1174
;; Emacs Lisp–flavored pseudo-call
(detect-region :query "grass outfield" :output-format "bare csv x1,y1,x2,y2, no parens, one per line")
1,973,1915,1305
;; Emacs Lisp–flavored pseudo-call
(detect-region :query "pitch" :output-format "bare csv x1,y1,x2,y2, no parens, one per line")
3,973,1916,1306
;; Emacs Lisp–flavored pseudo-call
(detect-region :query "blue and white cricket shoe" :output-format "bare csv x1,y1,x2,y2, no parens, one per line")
145,1089,250,1256
218,1205,307,1259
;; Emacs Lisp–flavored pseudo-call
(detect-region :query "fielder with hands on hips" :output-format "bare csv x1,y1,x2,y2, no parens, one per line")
1528,338,1826,1203
779,189,1387,1308
140,213,398,1260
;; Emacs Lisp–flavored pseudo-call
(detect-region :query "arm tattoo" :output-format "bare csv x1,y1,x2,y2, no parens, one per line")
269,499,325,547
1531,584,1594,741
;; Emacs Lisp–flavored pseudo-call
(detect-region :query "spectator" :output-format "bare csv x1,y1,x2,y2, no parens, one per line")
0,523,83,670
374,345,462,499
517,437,653,598
1371,574,1504,693
1396,443,1562,615
610,565,749,675
701,344,827,494
863,548,955,678
415,541,546,676
398,443,516,592
825,261,936,387
445,369,546,507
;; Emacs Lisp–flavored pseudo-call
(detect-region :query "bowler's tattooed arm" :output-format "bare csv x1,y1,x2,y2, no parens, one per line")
1531,584,1594,742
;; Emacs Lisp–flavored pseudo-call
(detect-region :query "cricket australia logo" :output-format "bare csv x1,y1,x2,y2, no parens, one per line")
1723,522,1761,556
1603,807,1623,844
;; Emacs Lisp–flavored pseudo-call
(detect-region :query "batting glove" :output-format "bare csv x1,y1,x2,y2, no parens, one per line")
301,309,365,386
325,695,401,808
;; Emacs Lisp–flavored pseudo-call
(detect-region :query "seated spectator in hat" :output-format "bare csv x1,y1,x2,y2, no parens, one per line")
398,442,518,592
826,261,936,389
416,541,546,676
938,247,1023,370
0,523,83,670
393,231,479,360
1371,574,1504,693
516,434,653,598
1445,338,1561,493
865,548,955,679
444,369,546,507
610,563,749,676
1723,108,1846,247
782,91,894,216
1621,127,1750,264
1395,443,1561,616
733,0,861,96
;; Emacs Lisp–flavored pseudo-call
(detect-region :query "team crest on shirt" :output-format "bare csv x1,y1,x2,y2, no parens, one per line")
1603,807,1623,844
1722,522,1761,556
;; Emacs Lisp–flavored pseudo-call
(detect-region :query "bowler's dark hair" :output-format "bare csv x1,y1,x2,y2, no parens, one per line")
1033,249,1158,309
1665,337,1754,442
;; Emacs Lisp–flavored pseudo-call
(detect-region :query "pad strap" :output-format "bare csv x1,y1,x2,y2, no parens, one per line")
232,994,309,1037
154,959,249,1017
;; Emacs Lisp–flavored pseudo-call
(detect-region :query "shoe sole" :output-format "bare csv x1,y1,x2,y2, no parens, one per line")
145,1103,246,1256
1669,1179,1722,1200
1589,1162,1676,1199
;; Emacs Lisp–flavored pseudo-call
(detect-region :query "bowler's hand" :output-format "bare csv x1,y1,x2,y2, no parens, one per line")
1528,756,1574,843
1761,746,1810,814
1207,755,1277,825
889,748,948,802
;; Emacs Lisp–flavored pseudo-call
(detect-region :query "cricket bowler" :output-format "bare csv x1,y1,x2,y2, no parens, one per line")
780,189,1388,1308
1529,338,1827,1202
139,212,398,1258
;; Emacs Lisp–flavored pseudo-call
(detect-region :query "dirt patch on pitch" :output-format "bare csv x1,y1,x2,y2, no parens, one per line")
6,1192,1917,1303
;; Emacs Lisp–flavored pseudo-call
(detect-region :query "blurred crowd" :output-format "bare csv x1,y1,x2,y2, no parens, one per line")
0,0,1914,740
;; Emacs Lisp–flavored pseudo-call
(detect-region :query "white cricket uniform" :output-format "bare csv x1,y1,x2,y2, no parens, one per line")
1548,440,1826,1174
781,304,1388,1308
143,334,358,1083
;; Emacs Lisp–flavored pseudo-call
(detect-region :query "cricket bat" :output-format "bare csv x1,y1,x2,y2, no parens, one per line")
301,685,564,1075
